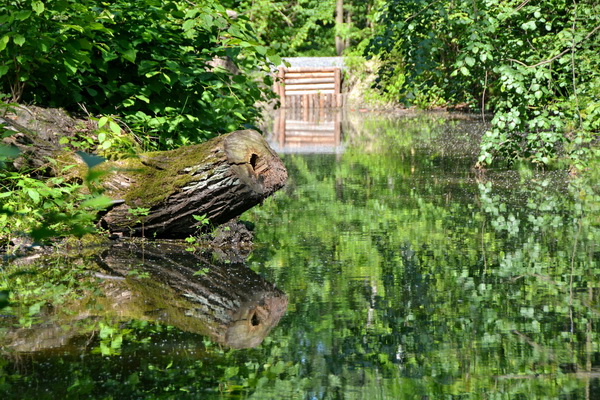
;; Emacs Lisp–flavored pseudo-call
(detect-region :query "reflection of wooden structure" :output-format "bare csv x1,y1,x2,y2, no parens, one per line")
275,67,342,108
271,108,343,154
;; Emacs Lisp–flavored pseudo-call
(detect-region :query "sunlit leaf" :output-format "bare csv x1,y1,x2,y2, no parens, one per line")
12,34,26,47
31,1,44,14
80,195,114,209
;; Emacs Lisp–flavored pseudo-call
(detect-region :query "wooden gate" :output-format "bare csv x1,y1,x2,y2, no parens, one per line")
274,67,342,108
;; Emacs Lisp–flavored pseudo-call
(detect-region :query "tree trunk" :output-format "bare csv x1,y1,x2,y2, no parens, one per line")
99,129,287,237
345,9,352,50
1,106,288,238
335,0,345,56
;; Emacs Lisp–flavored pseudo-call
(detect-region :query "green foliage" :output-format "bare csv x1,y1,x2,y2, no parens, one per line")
228,0,337,56
127,207,151,238
227,0,382,56
0,144,111,249
0,0,274,149
93,321,132,356
184,215,214,251
367,0,600,166
192,214,211,226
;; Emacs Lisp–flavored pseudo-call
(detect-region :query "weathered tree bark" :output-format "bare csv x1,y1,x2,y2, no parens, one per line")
99,129,287,237
335,0,345,56
1,106,288,238
2,242,288,352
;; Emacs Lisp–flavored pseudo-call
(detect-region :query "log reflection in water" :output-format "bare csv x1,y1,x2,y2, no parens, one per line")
2,241,288,352
98,241,288,349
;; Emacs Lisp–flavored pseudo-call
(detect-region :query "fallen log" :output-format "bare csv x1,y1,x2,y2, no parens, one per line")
98,129,287,237
1,106,288,238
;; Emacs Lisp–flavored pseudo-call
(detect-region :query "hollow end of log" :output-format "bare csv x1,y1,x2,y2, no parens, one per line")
224,293,289,349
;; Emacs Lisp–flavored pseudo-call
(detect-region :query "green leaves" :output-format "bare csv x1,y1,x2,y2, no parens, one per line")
0,36,9,51
12,34,25,47
520,20,537,31
369,0,600,167
0,0,274,148
32,1,45,15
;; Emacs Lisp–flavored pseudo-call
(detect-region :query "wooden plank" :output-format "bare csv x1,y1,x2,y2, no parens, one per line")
285,136,337,141
284,137,338,144
284,83,336,91
285,119,336,125
334,68,341,108
284,72,335,79
303,95,309,119
285,128,336,134
278,111,285,148
284,78,336,84
284,134,336,139
278,67,285,108
285,131,336,137
284,67,338,72
286,123,336,131
284,89,335,95
334,109,341,145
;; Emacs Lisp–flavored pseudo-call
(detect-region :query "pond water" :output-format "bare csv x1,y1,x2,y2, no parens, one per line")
1,112,600,399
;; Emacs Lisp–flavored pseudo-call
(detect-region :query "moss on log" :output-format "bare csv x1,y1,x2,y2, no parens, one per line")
99,129,287,237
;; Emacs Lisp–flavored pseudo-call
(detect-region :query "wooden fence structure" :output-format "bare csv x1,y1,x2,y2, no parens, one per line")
274,67,343,108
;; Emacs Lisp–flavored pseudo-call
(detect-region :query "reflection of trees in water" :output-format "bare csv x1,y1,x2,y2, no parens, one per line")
244,121,600,397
